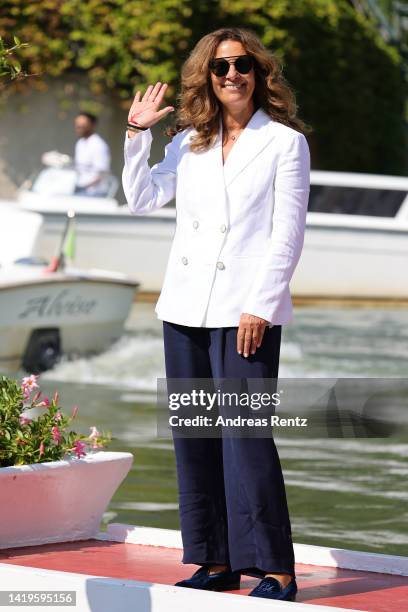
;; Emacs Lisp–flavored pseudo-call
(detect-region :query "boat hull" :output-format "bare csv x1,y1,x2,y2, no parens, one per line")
295,215,408,298
0,273,138,372
28,208,175,293
23,205,408,299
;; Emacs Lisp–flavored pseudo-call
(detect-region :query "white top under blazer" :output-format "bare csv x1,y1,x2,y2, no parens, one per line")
122,107,310,327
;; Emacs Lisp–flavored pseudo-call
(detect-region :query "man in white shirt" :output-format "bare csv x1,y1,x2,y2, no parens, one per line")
74,113,111,196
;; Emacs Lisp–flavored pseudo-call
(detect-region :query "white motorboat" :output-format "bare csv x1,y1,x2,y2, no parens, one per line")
16,162,408,300
297,171,408,300
0,202,139,373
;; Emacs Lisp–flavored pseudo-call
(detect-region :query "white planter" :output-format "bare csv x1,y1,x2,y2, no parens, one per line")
0,451,133,549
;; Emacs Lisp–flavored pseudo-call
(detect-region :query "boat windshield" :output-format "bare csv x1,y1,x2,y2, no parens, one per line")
31,167,77,196
308,185,407,217
28,167,119,198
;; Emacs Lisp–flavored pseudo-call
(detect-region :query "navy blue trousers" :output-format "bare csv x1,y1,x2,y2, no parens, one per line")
162,321,295,579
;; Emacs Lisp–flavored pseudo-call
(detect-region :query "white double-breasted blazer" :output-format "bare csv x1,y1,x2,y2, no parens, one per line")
122,107,310,327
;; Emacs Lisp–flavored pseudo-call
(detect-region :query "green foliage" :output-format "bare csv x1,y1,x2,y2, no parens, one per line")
215,0,406,172
0,0,191,99
0,35,28,81
0,375,111,467
0,0,406,172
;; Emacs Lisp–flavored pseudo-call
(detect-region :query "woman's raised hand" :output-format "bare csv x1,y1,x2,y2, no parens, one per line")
128,82,174,129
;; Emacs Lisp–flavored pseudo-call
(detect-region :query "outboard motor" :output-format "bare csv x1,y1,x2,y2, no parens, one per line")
22,328,61,374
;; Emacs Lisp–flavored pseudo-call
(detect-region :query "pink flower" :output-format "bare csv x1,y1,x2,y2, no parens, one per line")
19,414,32,426
51,425,62,444
55,411,63,422
88,426,100,440
72,439,86,458
32,391,42,403
71,405,79,419
21,375,39,393
39,441,45,457
37,397,50,408
88,426,102,449
53,390,59,405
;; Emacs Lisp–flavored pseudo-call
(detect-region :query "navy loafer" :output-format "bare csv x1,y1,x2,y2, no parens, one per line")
175,565,241,591
248,576,297,601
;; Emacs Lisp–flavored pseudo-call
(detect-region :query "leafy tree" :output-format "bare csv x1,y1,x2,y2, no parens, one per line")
0,35,27,83
214,0,406,172
0,0,191,99
0,0,406,172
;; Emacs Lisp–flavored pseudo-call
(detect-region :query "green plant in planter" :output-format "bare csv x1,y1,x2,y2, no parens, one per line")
0,374,111,467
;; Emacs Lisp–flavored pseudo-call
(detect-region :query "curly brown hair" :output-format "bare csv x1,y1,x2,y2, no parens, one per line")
166,27,311,151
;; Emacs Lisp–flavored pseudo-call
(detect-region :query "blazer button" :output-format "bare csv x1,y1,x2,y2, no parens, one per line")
182,257,188,265
220,224,227,233
216,261,225,270
193,220,199,229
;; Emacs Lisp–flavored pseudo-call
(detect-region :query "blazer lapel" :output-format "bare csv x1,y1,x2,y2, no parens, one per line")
184,109,275,221
221,108,276,187
198,125,228,219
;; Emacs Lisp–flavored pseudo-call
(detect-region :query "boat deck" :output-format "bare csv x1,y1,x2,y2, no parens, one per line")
1,537,407,611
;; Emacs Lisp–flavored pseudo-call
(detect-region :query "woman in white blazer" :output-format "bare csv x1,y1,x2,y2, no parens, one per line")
123,27,310,601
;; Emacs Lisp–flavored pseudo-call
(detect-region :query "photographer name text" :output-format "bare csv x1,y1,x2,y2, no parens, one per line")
168,415,308,427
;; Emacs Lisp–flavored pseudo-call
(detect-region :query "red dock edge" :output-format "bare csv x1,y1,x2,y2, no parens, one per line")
0,524,407,611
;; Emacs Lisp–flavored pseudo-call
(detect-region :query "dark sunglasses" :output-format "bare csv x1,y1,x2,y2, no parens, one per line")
209,55,254,77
